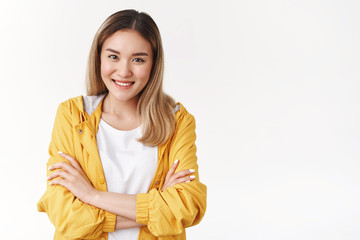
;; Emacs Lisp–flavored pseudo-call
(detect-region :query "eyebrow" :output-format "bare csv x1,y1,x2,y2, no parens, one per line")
105,48,149,56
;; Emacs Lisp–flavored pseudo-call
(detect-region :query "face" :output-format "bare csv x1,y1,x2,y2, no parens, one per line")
100,29,153,104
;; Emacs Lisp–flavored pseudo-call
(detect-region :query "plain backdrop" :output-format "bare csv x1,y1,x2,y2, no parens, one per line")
0,0,359,239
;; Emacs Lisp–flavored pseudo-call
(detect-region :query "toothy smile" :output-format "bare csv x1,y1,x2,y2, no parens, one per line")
113,80,135,86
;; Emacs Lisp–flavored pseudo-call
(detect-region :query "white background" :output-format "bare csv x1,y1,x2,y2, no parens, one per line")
0,0,359,239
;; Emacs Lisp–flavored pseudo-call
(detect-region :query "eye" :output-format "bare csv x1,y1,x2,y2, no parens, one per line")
108,55,118,60
133,58,145,63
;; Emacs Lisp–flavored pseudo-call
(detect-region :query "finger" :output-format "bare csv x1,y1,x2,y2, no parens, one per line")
164,175,196,189
49,161,77,175
47,170,72,181
58,152,93,185
175,175,196,185
49,177,69,189
165,159,179,181
58,151,82,171
172,169,195,179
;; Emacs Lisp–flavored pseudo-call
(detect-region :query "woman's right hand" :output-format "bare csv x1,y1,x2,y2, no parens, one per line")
161,160,196,191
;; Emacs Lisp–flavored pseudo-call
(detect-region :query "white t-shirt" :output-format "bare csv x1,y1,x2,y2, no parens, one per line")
96,119,158,240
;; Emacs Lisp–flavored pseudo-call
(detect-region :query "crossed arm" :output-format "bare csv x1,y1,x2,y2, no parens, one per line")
47,151,196,230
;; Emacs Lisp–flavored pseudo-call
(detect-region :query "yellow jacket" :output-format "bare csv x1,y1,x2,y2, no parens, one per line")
37,95,207,240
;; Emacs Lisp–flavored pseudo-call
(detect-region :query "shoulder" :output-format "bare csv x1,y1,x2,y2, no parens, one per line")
175,102,195,118
174,102,196,127
57,95,84,114
57,94,106,115
167,102,197,147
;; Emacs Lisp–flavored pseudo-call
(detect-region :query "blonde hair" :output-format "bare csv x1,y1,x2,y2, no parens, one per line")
86,9,176,146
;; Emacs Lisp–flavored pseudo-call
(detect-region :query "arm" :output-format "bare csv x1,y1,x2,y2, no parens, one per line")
37,102,116,239
115,215,144,230
86,160,195,221
46,107,207,236
111,160,195,230
49,151,195,223
49,152,146,231
135,111,207,237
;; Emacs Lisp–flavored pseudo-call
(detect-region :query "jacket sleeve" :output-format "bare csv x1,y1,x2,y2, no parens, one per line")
37,102,116,239
136,110,207,237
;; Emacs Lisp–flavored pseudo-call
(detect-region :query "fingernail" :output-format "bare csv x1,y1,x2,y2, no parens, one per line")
185,180,191,183
190,175,196,179
58,151,63,154
174,159,179,164
189,169,195,173
48,181,53,185
48,166,52,170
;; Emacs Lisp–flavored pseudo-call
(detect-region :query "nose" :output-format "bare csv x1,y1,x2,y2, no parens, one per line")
116,60,132,78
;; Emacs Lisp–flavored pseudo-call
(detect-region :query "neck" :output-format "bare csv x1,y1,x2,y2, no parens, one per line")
102,93,139,119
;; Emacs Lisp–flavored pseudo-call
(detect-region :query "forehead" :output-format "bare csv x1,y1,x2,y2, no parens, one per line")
102,29,152,54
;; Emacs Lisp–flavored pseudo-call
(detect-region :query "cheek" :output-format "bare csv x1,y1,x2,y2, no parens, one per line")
100,61,114,78
137,64,153,80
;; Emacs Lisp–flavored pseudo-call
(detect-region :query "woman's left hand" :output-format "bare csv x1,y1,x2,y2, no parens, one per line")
47,151,97,205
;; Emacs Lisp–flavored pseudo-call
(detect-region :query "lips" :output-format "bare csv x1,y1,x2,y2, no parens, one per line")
113,80,135,87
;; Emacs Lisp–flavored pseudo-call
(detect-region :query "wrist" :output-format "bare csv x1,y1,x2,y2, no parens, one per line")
86,188,101,206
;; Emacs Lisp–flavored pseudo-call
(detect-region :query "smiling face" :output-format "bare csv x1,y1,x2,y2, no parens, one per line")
100,29,153,104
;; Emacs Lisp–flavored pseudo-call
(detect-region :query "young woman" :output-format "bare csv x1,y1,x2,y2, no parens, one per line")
37,9,207,240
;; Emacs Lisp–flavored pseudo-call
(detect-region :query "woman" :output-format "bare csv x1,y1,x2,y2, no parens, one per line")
37,9,207,240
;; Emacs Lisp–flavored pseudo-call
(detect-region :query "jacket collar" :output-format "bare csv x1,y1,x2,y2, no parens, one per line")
74,94,106,140
77,93,181,158
82,93,107,116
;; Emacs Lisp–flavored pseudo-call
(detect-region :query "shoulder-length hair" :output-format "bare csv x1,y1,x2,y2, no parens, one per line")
86,9,176,146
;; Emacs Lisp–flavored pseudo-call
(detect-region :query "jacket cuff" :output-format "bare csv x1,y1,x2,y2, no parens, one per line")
136,193,150,224
103,211,116,232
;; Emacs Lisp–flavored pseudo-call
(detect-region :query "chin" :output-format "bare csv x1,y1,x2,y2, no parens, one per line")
109,91,139,103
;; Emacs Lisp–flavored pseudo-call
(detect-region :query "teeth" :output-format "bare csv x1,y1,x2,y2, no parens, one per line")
115,81,133,86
